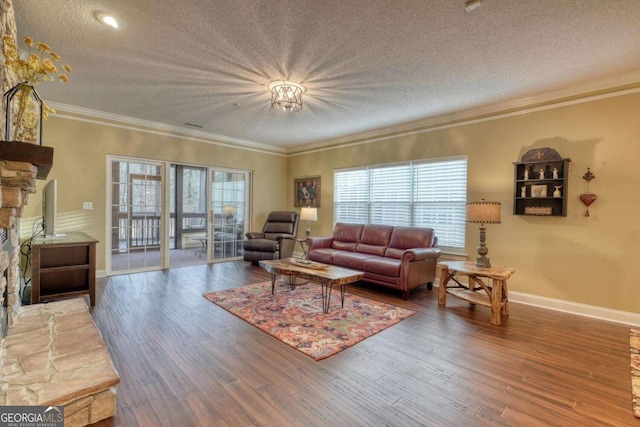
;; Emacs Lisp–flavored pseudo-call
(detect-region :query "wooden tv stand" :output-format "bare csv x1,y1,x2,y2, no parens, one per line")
31,231,98,306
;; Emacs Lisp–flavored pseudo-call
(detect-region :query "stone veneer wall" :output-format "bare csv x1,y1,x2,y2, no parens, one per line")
1,0,33,336
0,0,20,336
0,160,36,333
1,0,18,132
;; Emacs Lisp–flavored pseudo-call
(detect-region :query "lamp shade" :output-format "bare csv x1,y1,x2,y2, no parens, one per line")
300,207,318,221
466,201,501,224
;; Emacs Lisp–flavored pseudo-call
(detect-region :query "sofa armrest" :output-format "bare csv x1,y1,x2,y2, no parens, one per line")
245,232,264,239
402,247,442,262
307,236,333,251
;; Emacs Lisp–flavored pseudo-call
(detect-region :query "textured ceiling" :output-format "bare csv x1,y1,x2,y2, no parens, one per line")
12,0,640,150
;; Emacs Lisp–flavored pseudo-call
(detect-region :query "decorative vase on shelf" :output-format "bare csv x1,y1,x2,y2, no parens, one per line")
3,82,43,145
553,185,562,198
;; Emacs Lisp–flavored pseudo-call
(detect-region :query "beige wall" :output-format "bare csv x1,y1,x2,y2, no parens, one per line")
288,91,640,313
20,91,640,313
21,114,287,270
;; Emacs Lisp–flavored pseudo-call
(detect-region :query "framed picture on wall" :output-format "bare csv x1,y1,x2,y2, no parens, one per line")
530,184,547,198
294,176,321,207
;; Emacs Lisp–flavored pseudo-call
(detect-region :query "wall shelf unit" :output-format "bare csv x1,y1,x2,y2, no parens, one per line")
513,157,571,217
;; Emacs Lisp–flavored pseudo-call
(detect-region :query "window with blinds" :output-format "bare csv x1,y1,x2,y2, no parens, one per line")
334,156,467,250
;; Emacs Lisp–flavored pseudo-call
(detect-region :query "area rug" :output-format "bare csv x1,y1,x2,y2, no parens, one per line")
203,281,415,360
631,329,640,418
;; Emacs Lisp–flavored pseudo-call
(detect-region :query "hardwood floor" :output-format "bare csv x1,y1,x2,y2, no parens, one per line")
90,261,638,426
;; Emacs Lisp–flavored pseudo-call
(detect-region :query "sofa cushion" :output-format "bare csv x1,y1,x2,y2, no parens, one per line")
307,248,337,264
333,251,373,270
363,256,401,277
332,223,364,252
384,247,405,259
385,226,434,258
356,244,386,256
356,224,393,256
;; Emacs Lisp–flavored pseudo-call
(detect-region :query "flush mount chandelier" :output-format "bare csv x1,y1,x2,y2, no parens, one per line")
268,81,305,112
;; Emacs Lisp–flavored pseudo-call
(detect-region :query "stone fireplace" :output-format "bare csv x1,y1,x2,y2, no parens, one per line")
0,141,120,426
0,142,52,336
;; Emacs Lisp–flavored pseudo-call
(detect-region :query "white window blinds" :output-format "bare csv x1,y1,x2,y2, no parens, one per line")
334,156,467,250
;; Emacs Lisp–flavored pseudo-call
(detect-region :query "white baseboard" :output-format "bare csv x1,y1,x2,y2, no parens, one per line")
97,270,107,278
434,276,640,326
508,291,640,327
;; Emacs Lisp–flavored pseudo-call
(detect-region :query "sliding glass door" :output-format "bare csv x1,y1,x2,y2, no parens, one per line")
209,169,250,261
108,157,251,272
109,158,165,273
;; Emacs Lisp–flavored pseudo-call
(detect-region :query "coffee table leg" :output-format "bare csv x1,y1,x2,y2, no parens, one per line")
270,274,276,294
340,285,346,308
321,283,332,314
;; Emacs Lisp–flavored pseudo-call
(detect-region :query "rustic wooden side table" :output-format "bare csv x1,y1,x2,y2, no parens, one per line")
437,260,515,326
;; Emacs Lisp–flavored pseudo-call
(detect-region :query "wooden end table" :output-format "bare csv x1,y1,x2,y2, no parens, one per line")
259,258,364,313
437,261,515,326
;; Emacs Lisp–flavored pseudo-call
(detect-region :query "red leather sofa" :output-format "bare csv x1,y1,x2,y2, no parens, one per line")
306,223,441,298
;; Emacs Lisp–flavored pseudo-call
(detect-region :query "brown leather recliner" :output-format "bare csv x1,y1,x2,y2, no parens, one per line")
243,211,299,265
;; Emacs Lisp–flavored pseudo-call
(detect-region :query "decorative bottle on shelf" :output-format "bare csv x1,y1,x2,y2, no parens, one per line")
553,185,562,198
521,186,526,198
523,169,529,180
539,168,545,179
552,168,559,179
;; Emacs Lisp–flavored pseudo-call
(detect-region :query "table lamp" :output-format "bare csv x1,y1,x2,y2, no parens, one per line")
300,207,318,238
223,205,236,222
466,200,501,268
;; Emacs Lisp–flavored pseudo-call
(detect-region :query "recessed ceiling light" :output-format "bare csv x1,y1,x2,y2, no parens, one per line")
94,11,127,30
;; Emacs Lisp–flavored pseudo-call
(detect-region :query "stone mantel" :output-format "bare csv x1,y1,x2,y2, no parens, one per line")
0,140,54,180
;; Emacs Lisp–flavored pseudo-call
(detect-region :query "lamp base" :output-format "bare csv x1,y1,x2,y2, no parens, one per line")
476,256,491,268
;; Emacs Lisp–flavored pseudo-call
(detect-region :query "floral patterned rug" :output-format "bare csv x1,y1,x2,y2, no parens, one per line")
631,329,640,418
203,281,415,360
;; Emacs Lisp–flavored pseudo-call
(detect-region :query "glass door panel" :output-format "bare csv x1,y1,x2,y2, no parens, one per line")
169,164,208,267
210,169,250,261
109,159,164,273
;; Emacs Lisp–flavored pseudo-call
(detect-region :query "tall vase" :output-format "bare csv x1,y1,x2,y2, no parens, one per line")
3,82,43,145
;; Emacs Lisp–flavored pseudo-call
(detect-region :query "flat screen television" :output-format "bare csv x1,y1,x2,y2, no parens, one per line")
42,179,57,238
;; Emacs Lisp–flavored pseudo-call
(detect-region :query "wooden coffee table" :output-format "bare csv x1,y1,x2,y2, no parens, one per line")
259,258,364,313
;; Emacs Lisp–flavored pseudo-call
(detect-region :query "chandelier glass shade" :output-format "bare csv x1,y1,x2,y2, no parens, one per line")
268,81,305,112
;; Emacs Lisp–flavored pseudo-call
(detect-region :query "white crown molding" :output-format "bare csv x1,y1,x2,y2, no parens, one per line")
288,70,640,156
49,70,640,158
48,102,288,156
